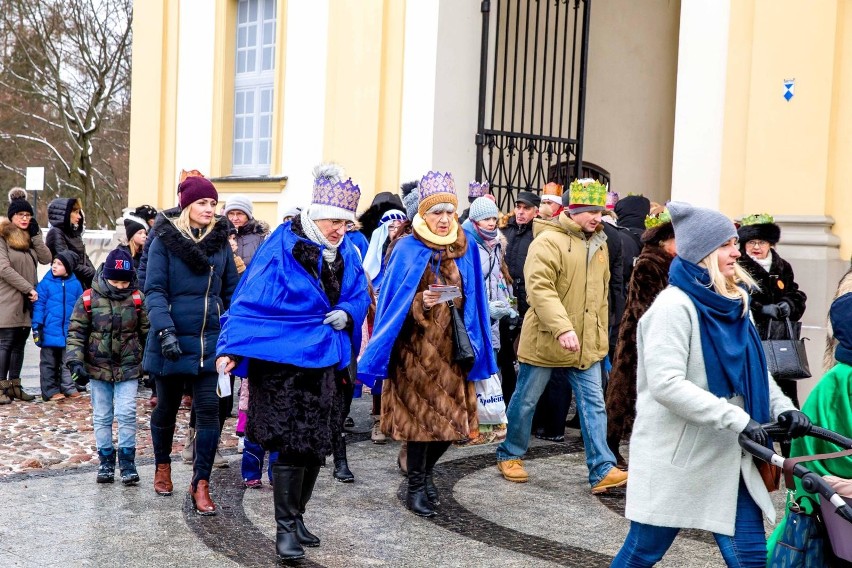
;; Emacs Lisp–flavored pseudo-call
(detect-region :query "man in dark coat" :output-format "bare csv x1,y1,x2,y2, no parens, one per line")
46,197,96,288
614,194,650,283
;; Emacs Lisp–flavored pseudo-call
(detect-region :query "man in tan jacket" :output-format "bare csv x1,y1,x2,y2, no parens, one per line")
495,179,628,494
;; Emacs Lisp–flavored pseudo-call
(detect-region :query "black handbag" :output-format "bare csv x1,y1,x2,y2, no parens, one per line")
448,301,475,366
762,317,811,380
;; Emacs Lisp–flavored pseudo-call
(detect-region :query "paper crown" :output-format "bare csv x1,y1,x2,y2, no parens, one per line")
740,213,775,226
567,178,608,210
468,180,490,199
311,177,361,220
606,191,619,210
644,208,672,229
418,171,458,216
542,182,563,197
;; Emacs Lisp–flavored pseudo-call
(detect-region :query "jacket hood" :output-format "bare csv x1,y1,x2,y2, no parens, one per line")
152,207,231,274
47,197,83,236
532,212,604,239
0,217,32,251
614,195,651,231
237,218,270,237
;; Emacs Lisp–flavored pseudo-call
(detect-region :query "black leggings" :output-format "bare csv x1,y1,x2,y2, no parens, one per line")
0,327,30,380
188,375,234,434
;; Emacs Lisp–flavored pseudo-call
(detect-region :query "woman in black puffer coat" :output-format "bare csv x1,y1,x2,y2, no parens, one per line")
46,198,96,288
144,174,238,515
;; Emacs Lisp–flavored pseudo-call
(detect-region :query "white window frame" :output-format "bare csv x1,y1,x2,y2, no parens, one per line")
232,0,276,176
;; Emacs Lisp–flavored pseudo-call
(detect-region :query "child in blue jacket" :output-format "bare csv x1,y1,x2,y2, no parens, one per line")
32,251,84,401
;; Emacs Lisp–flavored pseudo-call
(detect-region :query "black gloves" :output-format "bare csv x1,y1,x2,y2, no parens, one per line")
778,410,811,438
68,361,90,386
27,218,40,237
158,328,182,362
742,419,769,446
760,302,792,320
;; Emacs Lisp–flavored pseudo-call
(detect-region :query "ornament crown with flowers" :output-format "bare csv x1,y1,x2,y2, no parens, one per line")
468,180,490,199
740,213,774,226
417,171,458,216
644,208,672,229
312,177,361,217
568,178,608,208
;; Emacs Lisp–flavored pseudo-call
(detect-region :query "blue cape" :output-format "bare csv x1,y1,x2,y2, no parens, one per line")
217,222,370,373
357,233,497,388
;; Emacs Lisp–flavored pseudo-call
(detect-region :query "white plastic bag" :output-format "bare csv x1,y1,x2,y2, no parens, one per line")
475,374,507,425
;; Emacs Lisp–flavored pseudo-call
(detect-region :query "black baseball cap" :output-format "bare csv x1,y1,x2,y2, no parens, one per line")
515,191,541,208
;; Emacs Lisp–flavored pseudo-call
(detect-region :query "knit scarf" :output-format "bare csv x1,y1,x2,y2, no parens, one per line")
412,214,459,246
300,210,340,263
668,256,771,424
463,219,499,249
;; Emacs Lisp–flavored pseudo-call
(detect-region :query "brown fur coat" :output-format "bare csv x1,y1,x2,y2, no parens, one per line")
605,244,673,461
381,229,479,442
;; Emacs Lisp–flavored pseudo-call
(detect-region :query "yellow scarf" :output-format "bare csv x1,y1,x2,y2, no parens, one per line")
412,214,459,246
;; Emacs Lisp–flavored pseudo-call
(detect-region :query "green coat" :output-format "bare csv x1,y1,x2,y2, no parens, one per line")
65,275,150,383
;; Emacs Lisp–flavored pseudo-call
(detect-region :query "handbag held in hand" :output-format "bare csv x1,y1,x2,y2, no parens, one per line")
761,317,811,380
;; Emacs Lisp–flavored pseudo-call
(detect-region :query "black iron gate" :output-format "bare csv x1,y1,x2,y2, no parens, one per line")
475,0,604,211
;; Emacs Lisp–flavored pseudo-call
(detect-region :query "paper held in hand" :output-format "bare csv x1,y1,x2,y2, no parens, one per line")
429,284,462,303
216,364,231,398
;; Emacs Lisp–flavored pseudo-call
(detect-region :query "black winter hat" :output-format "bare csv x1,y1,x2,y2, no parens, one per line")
56,250,79,275
103,249,135,282
7,188,34,219
614,195,651,231
124,218,146,242
737,222,781,245
133,204,158,223
830,292,852,366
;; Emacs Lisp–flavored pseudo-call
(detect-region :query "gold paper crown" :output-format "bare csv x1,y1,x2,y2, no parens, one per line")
568,178,608,208
644,208,672,229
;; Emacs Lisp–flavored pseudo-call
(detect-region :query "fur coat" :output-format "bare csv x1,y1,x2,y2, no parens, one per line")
605,244,673,462
737,248,807,338
380,229,479,442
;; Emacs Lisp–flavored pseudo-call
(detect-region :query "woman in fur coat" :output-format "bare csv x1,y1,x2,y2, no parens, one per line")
0,189,52,404
144,173,239,516
216,169,369,562
359,171,497,519
605,210,676,468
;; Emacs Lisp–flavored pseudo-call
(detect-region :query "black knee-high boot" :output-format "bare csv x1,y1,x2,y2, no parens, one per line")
424,441,451,506
272,464,306,560
405,441,435,517
332,433,354,482
295,465,321,547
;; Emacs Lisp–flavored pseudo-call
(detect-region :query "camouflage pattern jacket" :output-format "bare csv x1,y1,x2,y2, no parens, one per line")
66,272,150,383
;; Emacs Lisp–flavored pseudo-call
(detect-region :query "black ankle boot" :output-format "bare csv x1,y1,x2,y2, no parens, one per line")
405,442,435,517
272,464,306,560
97,448,116,483
118,447,140,486
332,435,354,483
296,465,321,547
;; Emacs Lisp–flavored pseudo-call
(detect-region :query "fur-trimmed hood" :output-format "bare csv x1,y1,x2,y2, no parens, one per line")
236,218,270,237
151,207,231,274
0,217,32,251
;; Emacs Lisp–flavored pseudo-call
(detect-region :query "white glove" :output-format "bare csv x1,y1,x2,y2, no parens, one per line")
488,300,512,321
323,309,349,330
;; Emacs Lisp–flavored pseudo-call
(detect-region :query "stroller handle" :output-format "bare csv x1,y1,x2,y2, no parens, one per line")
738,422,852,523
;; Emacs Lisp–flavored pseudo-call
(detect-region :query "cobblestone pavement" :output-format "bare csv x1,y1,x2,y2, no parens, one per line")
2,346,786,567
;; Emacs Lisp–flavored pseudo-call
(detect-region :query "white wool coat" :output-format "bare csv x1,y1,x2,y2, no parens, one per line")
624,286,796,536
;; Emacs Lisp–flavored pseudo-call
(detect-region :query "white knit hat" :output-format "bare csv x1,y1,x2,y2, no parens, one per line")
223,194,253,219
468,197,500,222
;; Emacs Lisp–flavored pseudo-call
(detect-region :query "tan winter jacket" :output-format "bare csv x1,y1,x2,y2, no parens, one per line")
0,218,53,328
517,213,609,369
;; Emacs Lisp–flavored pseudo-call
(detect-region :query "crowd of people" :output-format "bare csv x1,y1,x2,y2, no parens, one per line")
1,165,850,566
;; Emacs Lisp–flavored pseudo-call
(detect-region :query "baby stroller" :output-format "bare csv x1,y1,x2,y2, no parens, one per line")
739,420,852,566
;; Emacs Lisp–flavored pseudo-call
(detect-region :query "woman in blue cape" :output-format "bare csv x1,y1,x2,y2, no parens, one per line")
216,170,369,562
358,171,497,519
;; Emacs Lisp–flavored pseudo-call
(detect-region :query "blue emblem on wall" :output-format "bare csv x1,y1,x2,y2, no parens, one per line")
783,79,795,102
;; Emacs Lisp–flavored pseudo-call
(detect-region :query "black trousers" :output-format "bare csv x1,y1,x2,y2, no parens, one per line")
0,327,30,380
188,375,234,435
39,346,74,399
532,368,573,437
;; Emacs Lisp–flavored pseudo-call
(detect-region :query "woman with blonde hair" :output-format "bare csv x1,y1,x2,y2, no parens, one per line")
144,172,239,516
611,202,810,567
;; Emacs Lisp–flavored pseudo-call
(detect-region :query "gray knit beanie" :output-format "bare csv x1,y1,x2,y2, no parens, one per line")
668,201,738,264
402,185,420,221
223,194,254,219
468,197,499,222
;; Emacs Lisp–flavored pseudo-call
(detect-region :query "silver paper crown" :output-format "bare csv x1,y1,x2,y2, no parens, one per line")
419,171,455,201
312,177,361,214
468,180,490,198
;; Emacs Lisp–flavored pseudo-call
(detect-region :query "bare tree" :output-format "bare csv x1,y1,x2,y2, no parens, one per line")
0,0,132,227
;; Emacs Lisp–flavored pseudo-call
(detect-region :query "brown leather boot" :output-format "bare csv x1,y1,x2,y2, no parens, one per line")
0,381,11,405
7,379,34,401
189,480,217,515
154,463,173,496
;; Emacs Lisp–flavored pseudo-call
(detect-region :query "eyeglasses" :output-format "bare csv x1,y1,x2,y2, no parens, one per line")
14,213,32,219
747,240,769,248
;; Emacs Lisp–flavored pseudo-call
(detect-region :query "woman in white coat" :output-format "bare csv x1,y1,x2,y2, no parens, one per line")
610,202,811,568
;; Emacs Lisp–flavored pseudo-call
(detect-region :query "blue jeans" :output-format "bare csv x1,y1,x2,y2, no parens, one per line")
496,362,616,486
90,379,138,450
242,437,279,483
611,478,766,567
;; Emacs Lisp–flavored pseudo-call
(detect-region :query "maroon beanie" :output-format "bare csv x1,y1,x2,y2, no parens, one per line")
178,177,218,209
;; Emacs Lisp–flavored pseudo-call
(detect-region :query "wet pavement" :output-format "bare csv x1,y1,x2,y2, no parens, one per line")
2,346,785,567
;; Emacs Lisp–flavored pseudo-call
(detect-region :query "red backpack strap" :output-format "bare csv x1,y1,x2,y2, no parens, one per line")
131,290,142,313
82,289,93,313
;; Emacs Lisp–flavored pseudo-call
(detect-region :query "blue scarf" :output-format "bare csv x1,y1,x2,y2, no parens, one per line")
668,256,770,423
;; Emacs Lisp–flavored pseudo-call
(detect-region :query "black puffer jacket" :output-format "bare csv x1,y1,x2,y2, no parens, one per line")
46,198,95,288
738,248,807,338
502,215,535,318
142,208,239,376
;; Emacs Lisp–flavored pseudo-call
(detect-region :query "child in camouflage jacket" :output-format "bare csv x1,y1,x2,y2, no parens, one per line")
66,249,149,485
